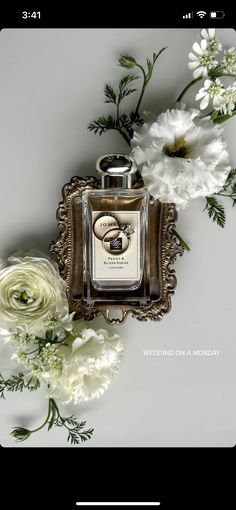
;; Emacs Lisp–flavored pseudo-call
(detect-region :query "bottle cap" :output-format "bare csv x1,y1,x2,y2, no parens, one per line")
96,154,137,188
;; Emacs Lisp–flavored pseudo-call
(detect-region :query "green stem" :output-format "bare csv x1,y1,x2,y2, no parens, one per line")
172,228,190,252
117,128,131,146
50,397,60,415
27,348,39,355
216,192,235,197
210,110,219,121
29,398,53,434
116,101,120,122
176,77,202,102
213,72,236,78
177,72,236,104
134,65,147,116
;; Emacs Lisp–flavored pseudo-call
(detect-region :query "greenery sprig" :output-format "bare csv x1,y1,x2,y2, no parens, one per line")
204,196,226,228
204,169,236,227
0,328,94,445
88,49,166,145
0,372,40,398
11,398,94,444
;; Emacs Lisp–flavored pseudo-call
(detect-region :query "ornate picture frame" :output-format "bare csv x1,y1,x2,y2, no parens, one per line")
50,176,183,324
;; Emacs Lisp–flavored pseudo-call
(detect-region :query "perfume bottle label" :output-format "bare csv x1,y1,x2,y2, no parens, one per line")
92,211,140,280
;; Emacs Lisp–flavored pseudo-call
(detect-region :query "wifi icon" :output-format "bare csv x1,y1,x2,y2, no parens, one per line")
197,10,207,18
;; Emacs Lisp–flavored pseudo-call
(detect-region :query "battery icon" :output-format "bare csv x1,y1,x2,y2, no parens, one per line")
209,11,225,18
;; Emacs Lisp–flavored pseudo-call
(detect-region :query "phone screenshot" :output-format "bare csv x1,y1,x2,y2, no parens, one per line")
0,6,235,509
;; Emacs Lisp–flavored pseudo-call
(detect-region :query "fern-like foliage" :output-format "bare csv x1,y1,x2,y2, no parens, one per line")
204,197,226,228
0,372,40,399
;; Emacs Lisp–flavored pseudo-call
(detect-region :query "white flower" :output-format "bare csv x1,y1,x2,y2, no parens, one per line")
217,83,236,115
188,38,218,79
201,28,222,53
0,254,70,337
195,79,225,110
131,107,230,210
42,324,123,404
222,48,236,74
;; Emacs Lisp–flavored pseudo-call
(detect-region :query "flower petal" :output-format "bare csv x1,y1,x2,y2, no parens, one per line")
209,28,215,39
188,52,199,61
201,28,209,40
196,89,207,100
188,61,200,70
193,66,204,78
193,42,203,55
200,94,210,109
202,67,209,78
201,39,208,52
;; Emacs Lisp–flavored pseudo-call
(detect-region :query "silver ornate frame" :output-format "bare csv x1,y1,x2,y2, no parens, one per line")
50,176,183,324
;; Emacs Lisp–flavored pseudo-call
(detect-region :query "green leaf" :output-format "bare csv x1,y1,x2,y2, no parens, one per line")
88,115,117,135
129,111,144,125
216,168,236,206
104,84,117,104
46,399,94,445
204,196,226,228
172,228,190,252
224,168,236,187
118,87,137,102
46,330,53,342
213,110,236,124
119,74,138,90
117,75,138,105
153,47,167,64
0,372,40,397
146,58,152,73
146,47,167,81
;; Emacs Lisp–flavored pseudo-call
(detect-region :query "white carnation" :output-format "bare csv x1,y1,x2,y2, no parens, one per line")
42,324,123,404
131,108,230,209
0,254,69,337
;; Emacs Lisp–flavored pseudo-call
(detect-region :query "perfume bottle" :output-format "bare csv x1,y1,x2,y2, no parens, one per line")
82,154,150,306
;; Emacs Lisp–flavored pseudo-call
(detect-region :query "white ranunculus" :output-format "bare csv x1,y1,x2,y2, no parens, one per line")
0,254,70,337
43,324,124,404
131,108,230,210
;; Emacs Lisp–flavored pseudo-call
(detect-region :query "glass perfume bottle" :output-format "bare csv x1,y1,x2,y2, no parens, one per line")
82,154,150,307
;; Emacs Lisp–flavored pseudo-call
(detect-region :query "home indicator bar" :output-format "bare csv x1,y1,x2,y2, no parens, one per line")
76,504,161,507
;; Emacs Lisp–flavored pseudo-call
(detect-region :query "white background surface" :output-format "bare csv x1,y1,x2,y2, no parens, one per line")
0,28,235,447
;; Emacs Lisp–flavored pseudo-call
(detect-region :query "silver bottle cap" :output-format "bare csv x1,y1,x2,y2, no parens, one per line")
96,154,137,188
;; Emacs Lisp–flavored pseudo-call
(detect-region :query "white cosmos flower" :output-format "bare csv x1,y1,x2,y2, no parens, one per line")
196,79,225,110
42,323,123,404
201,28,222,53
0,254,70,337
131,107,230,210
188,38,218,78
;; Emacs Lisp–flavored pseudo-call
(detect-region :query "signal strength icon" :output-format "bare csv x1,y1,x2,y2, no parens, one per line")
183,12,193,18
197,10,207,18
